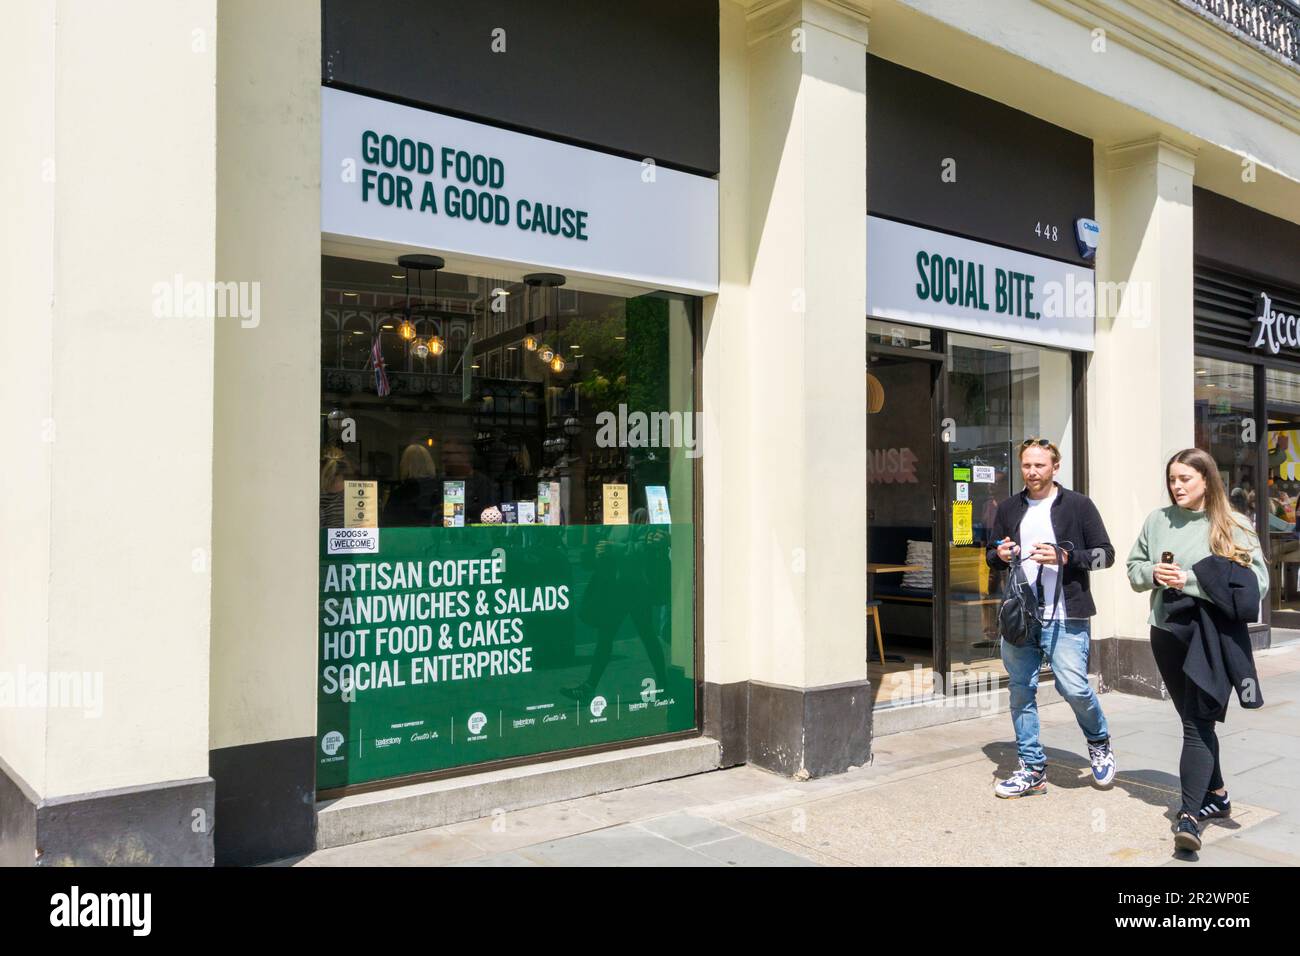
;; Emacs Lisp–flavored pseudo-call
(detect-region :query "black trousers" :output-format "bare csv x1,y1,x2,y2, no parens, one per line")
1150,626,1225,816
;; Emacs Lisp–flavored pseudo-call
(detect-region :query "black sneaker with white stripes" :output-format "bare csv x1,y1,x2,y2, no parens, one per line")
1174,812,1202,852
1197,789,1231,821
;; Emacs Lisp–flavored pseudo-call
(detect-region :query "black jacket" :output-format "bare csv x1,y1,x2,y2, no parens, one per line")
1160,555,1263,722
985,483,1115,619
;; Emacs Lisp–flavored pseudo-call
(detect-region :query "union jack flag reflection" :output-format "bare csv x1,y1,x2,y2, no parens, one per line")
370,334,391,397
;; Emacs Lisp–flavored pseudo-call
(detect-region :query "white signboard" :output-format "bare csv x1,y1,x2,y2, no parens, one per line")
322,87,719,295
327,528,379,555
972,465,996,484
867,217,1095,351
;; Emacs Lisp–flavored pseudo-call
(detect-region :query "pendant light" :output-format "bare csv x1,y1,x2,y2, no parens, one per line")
866,371,885,414
523,272,566,369
397,253,446,359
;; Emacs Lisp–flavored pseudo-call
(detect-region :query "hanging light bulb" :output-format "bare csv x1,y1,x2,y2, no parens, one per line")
539,345,555,363
397,319,416,341
524,335,538,352
412,338,430,359
550,355,566,373
427,335,445,356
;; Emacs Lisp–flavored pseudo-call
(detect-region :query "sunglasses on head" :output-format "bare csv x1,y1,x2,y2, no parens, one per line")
1021,438,1053,448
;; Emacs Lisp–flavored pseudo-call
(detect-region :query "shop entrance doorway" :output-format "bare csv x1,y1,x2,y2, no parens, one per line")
866,343,942,705
867,321,1078,707
1266,410,1300,628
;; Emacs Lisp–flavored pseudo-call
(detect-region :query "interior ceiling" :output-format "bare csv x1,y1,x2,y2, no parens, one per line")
321,236,672,301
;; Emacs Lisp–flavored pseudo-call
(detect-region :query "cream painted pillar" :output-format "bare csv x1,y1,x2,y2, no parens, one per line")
702,0,758,761
1090,138,1196,689
0,0,218,865
713,0,869,776
208,0,321,866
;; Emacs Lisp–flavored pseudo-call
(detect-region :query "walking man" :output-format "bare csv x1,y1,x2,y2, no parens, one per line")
986,438,1117,797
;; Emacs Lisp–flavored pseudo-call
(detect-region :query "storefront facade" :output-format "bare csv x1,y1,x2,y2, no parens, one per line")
1191,189,1300,635
314,78,715,795
863,56,1095,710
4,0,1300,866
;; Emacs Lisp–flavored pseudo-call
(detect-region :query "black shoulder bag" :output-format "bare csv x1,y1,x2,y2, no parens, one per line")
997,543,1070,647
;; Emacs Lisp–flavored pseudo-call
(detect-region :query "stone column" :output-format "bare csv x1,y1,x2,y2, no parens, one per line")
1089,137,1197,694
208,0,322,866
0,0,219,865
706,0,871,777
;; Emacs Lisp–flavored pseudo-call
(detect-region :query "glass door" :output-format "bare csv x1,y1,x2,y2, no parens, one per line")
942,333,1074,688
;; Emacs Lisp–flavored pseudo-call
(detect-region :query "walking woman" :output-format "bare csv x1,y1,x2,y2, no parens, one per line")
1128,448,1268,853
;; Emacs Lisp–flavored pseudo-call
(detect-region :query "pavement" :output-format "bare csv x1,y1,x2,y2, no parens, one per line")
290,641,1300,867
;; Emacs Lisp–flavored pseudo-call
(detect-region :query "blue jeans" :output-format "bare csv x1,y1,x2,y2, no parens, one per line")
1001,619,1109,768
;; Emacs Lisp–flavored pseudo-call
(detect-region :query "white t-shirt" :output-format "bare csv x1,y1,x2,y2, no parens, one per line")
1018,489,1064,621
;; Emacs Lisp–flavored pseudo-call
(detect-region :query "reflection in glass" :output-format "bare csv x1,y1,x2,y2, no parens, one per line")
317,255,699,784
1266,366,1300,617
1194,357,1257,526
945,334,1073,685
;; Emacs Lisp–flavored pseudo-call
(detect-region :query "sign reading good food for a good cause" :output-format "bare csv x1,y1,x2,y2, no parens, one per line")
867,217,1095,351
318,526,696,788
321,87,719,295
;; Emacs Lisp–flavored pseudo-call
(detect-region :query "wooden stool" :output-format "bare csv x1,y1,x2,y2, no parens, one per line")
866,599,885,665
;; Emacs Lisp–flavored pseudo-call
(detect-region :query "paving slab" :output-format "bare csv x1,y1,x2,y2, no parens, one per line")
501,823,726,867
690,833,820,867
440,800,607,855
299,827,485,867
638,813,746,848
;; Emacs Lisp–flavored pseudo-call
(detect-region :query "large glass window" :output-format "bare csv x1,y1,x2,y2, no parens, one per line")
317,255,698,790
1193,357,1257,528
1266,366,1300,621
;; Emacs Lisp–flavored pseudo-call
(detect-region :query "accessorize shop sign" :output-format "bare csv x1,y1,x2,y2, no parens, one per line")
867,217,1095,351
321,87,719,295
1251,292,1300,355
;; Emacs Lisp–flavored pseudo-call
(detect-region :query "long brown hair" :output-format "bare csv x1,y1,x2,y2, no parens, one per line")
1166,448,1255,566
320,446,357,493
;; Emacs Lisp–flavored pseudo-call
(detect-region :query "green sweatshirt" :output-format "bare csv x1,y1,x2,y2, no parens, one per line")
1127,505,1269,627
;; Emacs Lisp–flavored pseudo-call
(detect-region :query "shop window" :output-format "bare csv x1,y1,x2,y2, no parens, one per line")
1194,357,1258,527
317,255,698,790
1266,366,1300,619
